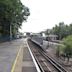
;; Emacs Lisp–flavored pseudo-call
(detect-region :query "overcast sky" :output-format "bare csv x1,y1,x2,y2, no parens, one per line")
20,0,72,33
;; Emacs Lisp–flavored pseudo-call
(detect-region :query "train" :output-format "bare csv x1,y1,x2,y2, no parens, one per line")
29,34,63,50
30,34,43,45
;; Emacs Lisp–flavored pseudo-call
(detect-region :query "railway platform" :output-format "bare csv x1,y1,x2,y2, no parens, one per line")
0,39,24,72
22,39,37,72
0,38,39,72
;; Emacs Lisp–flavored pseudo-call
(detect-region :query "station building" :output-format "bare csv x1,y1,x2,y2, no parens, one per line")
45,34,58,41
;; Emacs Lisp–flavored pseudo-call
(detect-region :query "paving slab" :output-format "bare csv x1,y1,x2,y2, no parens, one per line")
22,40,37,72
0,39,24,72
22,67,37,72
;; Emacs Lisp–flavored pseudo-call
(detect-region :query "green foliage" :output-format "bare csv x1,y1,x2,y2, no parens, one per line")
56,44,65,57
63,35,72,57
51,22,72,39
0,0,30,38
56,35,72,61
44,29,50,35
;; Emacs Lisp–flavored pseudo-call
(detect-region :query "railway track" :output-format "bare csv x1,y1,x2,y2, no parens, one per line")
27,39,68,72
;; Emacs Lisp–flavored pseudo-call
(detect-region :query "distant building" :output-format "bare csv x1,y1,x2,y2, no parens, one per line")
45,34,58,41
26,32,31,37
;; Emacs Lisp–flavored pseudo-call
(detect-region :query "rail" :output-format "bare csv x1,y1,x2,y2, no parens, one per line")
30,39,68,72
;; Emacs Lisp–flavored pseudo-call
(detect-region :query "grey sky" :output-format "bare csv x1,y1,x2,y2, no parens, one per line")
20,0,72,33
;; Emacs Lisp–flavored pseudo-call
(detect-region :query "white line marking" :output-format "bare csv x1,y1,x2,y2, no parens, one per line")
26,39,41,72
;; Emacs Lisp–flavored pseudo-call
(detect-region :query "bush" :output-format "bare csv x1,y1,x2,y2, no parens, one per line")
63,35,72,60
56,35,72,62
56,44,65,57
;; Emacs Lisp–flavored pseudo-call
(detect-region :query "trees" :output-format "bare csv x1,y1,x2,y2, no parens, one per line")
52,22,65,39
52,25,59,38
56,44,65,58
0,0,30,40
63,35,72,61
69,24,72,35
52,22,72,40
56,35,72,62
44,29,51,36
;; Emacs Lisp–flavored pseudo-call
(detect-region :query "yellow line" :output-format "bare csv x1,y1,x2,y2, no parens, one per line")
11,46,22,72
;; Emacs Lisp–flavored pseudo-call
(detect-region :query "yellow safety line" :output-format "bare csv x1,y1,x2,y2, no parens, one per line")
11,46,22,72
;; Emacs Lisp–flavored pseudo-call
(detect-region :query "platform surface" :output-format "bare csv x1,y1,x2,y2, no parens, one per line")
22,39,37,72
0,39,24,72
